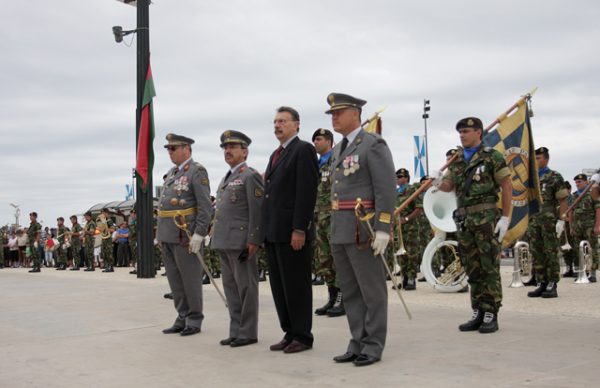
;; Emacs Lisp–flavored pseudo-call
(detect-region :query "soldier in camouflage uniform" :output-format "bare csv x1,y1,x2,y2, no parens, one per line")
312,128,344,316
570,173,600,282
27,212,42,273
83,211,96,271
257,245,268,281
526,147,569,298
128,210,138,274
436,117,512,333
417,175,433,278
98,208,116,272
395,168,422,290
561,182,578,277
55,217,68,270
69,215,83,270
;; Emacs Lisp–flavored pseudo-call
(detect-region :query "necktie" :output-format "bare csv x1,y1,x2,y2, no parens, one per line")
224,170,232,181
271,146,283,168
339,137,349,154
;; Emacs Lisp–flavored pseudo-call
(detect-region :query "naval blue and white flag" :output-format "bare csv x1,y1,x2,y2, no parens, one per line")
413,135,426,179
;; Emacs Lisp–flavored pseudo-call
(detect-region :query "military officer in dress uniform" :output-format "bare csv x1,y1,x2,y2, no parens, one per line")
434,117,512,333
327,93,396,367
157,133,213,337
211,130,263,347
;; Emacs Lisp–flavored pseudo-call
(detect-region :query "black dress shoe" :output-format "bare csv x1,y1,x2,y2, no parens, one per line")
353,354,380,366
180,326,201,336
230,338,257,347
333,352,358,363
162,326,184,334
270,339,292,351
220,337,236,346
283,340,312,353
163,292,174,299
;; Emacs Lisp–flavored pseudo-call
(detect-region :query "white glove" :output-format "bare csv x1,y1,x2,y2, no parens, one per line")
555,220,565,238
430,169,444,188
203,235,211,246
591,173,600,184
494,216,509,242
371,230,390,256
34,241,39,249
190,233,204,254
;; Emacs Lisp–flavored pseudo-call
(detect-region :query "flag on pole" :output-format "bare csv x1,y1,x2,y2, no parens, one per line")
413,135,426,179
364,115,382,135
484,99,541,247
135,61,155,192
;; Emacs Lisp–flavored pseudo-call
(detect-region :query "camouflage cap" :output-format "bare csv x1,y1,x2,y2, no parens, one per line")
574,173,588,181
312,128,334,142
396,168,410,178
325,93,367,114
220,130,251,148
455,117,483,131
164,133,195,148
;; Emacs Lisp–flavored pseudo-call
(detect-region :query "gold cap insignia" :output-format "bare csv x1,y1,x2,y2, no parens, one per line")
467,119,474,126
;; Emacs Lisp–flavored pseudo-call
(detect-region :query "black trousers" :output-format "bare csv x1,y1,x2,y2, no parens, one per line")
265,241,313,346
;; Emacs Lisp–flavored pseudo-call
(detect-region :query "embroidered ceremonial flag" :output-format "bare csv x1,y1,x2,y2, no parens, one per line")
413,135,426,179
484,100,541,247
135,60,156,192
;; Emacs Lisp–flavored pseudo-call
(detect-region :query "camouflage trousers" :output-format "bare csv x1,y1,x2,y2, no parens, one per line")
101,238,113,267
84,238,95,268
561,225,578,268
203,246,221,274
130,240,138,266
528,214,561,283
459,213,502,314
313,211,337,287
57,245,67,266
572,222,599,271
256,245,268,272
71,242,82,266
29,239,41,267
397,222,420,279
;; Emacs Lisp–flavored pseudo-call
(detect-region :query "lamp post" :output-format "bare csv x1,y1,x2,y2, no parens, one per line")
115,0,154,278
9,203,20,230
422,99,431,175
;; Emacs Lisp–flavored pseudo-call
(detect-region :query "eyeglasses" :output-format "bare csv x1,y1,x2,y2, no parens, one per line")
166,145,181,152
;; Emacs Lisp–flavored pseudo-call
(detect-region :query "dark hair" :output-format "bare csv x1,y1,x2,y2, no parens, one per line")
277,106,300,122
70,215,77,220
84,211,92,217
30,212,37,217
57,217,64,222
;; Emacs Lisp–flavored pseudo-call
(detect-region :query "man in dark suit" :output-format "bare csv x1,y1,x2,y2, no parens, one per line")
263,106,319,354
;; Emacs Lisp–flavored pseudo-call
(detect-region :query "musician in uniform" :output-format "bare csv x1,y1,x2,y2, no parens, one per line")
98,208,116,272
327,93,396,366
27,212,42,273
212,130,263,347
395,168,422,290
55,217,69,271
570,173,599,282
561,182,578,278
69,215,83,270
312,128,345,317
157,133,212,337
434,117,512,333
526,147,568,298
83,211,96,271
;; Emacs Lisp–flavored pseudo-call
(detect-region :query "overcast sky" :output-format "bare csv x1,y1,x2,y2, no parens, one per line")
1,0,599,228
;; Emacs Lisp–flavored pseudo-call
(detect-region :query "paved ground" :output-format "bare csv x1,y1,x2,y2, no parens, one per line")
1,264,599,388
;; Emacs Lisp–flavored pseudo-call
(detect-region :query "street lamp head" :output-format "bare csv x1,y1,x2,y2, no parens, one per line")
112,26,124,43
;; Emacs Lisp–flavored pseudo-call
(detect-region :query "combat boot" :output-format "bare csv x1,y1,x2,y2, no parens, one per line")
523,274,537,286
326,291,345,317
312,275,324,286
404,278,416,291
258,269,266,282
212,270,220,279
315,287,337,315
478,312,499,333
527,282,547,297
541,281,558,298
56,263,67,271
202,273,210,284
458,309,484,332
28,266,41,273
562,266,574,278
70,266,80,271
588,270,597,283
84,266,95,272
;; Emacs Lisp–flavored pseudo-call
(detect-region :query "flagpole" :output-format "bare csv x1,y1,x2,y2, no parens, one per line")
136,0,155,278
484,87,538,134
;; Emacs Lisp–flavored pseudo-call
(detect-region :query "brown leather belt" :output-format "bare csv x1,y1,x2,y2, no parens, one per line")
454,202,497,217
332,199,374,211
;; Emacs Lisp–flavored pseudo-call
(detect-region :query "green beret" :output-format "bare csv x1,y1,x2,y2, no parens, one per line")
312,128,333,142
220,130,251,148
164,133,195,148
396,168,410,178
455,117,483,131
574,173,588,181
325,92,366,114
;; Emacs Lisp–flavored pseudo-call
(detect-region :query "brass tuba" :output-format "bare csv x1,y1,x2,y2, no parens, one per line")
574,240,592,284
508,241,530,288
95,215,113,240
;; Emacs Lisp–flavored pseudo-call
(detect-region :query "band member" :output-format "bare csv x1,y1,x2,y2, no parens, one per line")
27,212,42,273
327,93,396,366
98,208,115,272
83,211,96,271
570,173,599,282
212,130,263,347
395,168,422,290
157,133,212,337
526,147,568,298
69,215,83,270
263,106,319,354
56,217,69,271
312,128,345,317
434,117,512,333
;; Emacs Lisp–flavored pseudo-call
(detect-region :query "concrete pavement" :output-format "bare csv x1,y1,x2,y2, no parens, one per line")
1,265,599,388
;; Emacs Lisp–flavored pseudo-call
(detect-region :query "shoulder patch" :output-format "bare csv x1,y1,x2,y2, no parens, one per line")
201,178,209,185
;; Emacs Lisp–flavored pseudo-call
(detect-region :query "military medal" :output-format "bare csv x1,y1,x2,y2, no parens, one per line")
178,199,187,206
170,197,178,206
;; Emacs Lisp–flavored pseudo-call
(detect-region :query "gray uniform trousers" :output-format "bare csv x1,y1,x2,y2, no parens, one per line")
218,249,259,340
331,243,388,359
162,242,204,329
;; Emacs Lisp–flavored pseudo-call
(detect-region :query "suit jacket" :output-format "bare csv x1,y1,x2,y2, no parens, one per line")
211,162,264,250
330,129,396,244
262,136,319,243
156,158,213,244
